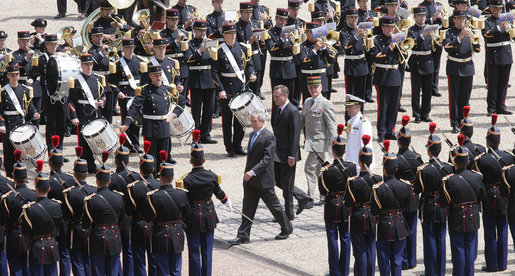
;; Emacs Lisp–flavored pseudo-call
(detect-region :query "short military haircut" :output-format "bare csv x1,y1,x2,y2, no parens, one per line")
251,111,266,122
273,85,289,96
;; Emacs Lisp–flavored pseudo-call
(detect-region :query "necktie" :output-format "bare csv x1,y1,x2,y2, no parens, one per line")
250,132,258,149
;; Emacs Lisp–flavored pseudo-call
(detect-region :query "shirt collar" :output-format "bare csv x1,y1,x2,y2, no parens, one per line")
255,125,265,136
280,100,289,111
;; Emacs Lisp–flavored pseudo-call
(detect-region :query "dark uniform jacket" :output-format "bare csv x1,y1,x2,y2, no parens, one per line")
171,3,197,30
68,73,104,123
83,187,124,256
126,175,160,248
297,40,336,92
206,10,225,38
340,25,369,76
108,55,143,97
140,56,181,87
182,167,228,233
30,51,52,97
251,4,273,29
110,168,141,195
0,184,36,254
48,170,75,203
414,158,453,223
396,148,424,213
11,48,33,85
244,127,277,189
441,168,486,233
93,15,131,35
145,185,191,254
318,158,358,222
371,175,412,241
0,176,13,242
345,171,382,235
475,149,515,216
407,24,435,74
211,42,255,97
0,47,12,86
124,82,187,138
264,26,297,79
0,83,36,131
185,38,218,89
419,0,445,25
21,197,62,265
501,164,515,222
443,26,480,77
482,15,513,65
449,139,487,170
236,19,262,71
369,33,406,86
160,27,189,78
314,0,340,23
271,101,301,163
63,182,96,251
88,44,110,73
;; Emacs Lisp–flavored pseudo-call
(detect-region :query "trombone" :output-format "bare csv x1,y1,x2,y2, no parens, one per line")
133,9,154,56
391,32,413,66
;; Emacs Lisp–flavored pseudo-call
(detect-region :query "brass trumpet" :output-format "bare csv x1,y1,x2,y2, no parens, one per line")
325,30,340,46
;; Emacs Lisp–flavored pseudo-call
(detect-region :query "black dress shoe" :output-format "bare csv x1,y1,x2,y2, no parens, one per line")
498,109,513,115
235,149,247,156
275,228,293,240
63,157,69,163
296,197,309,215
398,106,407,112
365,98,375,103
481,266,497,272
200,137,218,144
227,151,236,158
212,113,220,119
432,91,442,97
414,117,421,124
169,158,177,165
421,117,432,122
451,126,459,133
54,14,66,19
113,109,121,116
385,134,397,140
228,237,249,245
330,88,337,93
257,93,265,100
304,198,314,209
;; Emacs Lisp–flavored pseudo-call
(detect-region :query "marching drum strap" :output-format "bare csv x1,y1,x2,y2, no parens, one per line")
120,58,138,90
150,57,170,86
221,43,245,85
77,74,98,109
4,85,26,119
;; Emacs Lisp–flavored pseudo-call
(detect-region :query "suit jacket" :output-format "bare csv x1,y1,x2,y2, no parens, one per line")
301,95,337,153
244,127,276,189
272,102,301,163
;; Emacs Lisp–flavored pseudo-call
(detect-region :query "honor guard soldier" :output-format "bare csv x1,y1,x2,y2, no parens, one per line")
181,131,233,275
161,9,190,98
408,6,436,123
474,114,515,272
441,134,486,276
370,15,406,142
356,0,377,103
30,18,47,52
211,23,256,157
88,27,113,123
62,147,96,276
0,151,37,275
121,65,189,168
0,157,13,275
125,144,160,275
287,0,306,107
319,125,358,276
145,157,191,275
172,0,198,30
184,21,219,144
443,9,480,133
395,115,423,270
21,161,62,276
297,22,336,102
108,38,144,153
250,0,272,99
344,135,380,276
482,0,513,115
371,141,412,276
452,106,487,170
344,95,373,173
0,30,12,86
501,155,515,250
414,123,453,276
236,2,263,99
264,8,297,103
83,154,124,275
206,0,226,41
0,63,39,178
94,1,131,37
68,54,106,173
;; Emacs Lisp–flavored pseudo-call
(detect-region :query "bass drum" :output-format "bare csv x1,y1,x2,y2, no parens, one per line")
45,54,81,101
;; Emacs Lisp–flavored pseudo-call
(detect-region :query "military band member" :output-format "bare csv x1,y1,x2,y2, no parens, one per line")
125,147,160,275
0,63,39,178
30,18,47,52
371,141,412,276
161,9,190,98
319,127,357,276
356,0,377,103
344,135,380,276
185,21,219,144
88,27,113,123
264,8,297,103
108,38,143,153
11,31,35,87
408,7,436,123
474,114,515,272
140,38,182,88
21,161,62,276
181,133,232,275
414,123,453,276
482,0,513,115
451,106,487,170
62,147,96,276
0,30,11,86
172,0,198,30
83,155,124,275
145,159,191,275
211,23,256,157
501,155,515,251
94,1,131,38
444,9,480,133
311,10,337,100
441,134,486,276
340,9,369,105
313,0,341,24
69,54,106,173
344,95,373,173
250,0,272,99
206,0,226,40
287,0,306,107
370,15,406,141
0,152,36,275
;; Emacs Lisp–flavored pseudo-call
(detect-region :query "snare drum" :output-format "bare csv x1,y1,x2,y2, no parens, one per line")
81,118,118,155
9,124,47,161
126,97,143,127
45,54,81,100
169,105,194,138
229,92,265,127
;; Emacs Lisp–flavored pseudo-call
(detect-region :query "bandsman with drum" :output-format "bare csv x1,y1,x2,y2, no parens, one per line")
68,54,106,174
88,27,113,123
0,63,39,178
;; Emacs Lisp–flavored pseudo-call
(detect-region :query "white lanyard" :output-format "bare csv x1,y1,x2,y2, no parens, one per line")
221,43,246,84
120,57,137,89
4,84,25,119
77,74,97,109
150,57,170,86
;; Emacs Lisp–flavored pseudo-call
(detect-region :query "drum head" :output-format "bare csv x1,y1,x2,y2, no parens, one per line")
229,93,253,110
83,119,107,136
10,125,35,144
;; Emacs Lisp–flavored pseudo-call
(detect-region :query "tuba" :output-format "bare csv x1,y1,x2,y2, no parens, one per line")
133,9,154,55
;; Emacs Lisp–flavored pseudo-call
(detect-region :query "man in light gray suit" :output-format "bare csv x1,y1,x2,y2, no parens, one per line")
229,112,293,245
301,75,337,206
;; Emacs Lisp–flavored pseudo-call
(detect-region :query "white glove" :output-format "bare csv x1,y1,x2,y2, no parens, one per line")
223,198,233,211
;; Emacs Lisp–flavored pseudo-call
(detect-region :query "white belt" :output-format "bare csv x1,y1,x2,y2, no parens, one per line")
221,72,238,78
252,50,259,55
345,54,365,60
189,65,211,70
93,70,109,75
19,76,28,80
4,111,20,115
301,68,327,74
167,53,184,58
375,63,398,69
448,56,472,63
486,41,510,47
143,114,168,120
411,50,431,56
270,56,293,61
78,100,93,104
119,80,140,86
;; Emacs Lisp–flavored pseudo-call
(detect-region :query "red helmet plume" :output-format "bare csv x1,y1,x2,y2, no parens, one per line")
401,115,410,127
102,151,109,164
491,113,498,126
429,122,436,135
383,140,390,152
337,124,344,136
192,129,201,143
463,106,470,118
144,140,151,154
51,135,60,149
458,134,465,146
119,133,126,145
362,134,371,146
36,160,44,173
159,150,168,163
75,146,83,158
14,150,22,162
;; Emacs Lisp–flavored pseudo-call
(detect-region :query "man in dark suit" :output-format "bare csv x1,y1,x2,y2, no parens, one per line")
229,112,293,245
271,85,309,220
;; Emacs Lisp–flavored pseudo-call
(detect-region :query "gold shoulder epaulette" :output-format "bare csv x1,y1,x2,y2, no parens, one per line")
22,201,35,209
400,179,412,185
146,189,157,197
84,193,96,201
417,163,428,171
475,152,485,161
113,191,124,196
348,176,357,182
472,170,483,177
2,191,12,199
503,164,514,171
360,116,366,122
442,174,454,181
127,180,139,188
372,182,383,189
209,170,222,185
51,198,62,204
177,187,189,192
63,187,74,193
